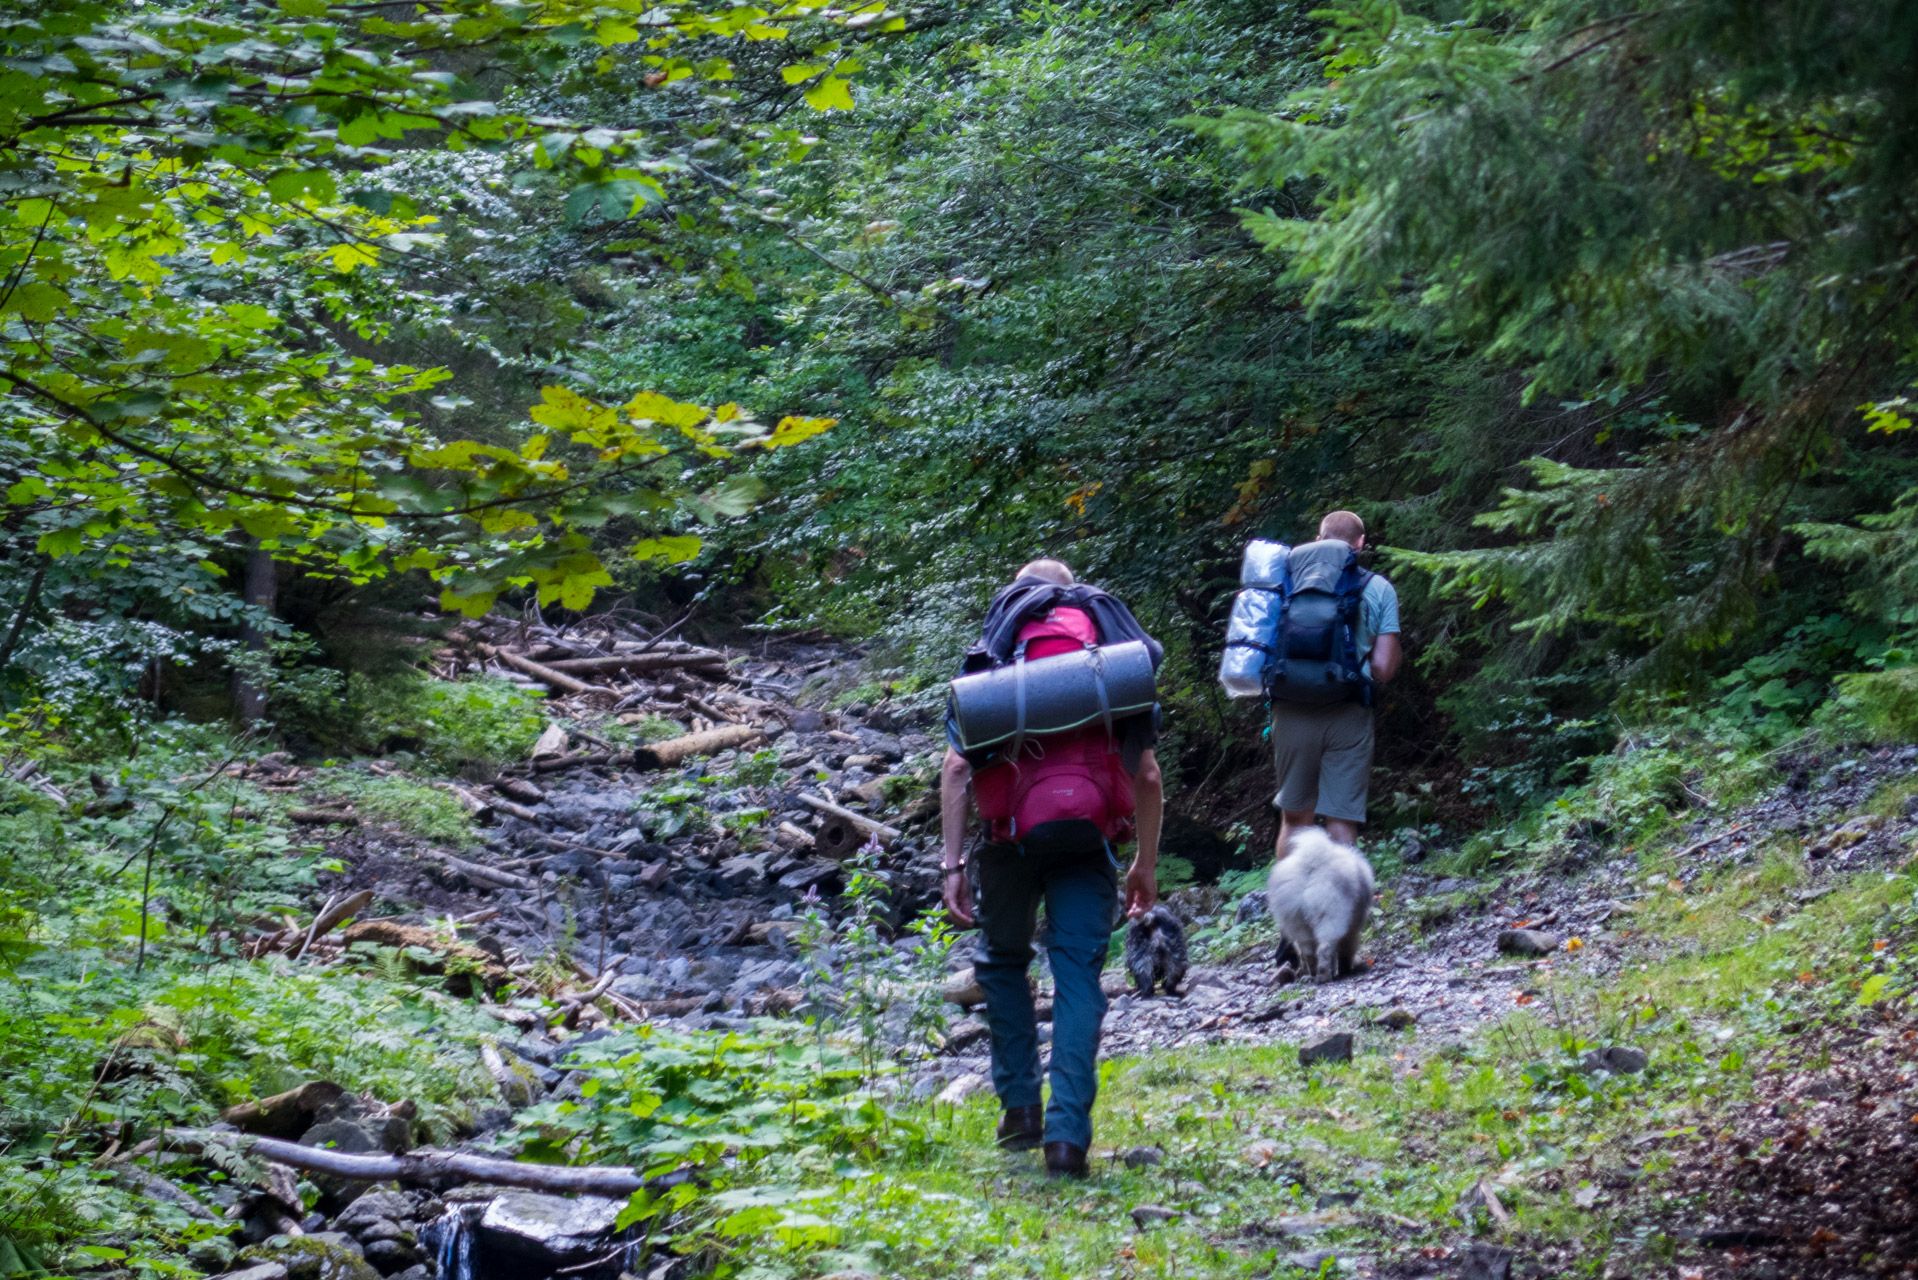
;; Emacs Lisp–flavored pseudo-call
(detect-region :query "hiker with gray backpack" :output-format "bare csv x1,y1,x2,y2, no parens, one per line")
1219,510,1402,856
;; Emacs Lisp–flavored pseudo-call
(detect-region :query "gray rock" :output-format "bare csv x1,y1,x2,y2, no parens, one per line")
1129,1202,1180,1228
1581,1044,1649,1074
1378,1008,1416,1031
1234,891,1269,925
334,1191,414,1236
298,1119,376,1154
1121,1144,1165,1169
1459,1243,1515,1280
221,1265,289,1280
477,1192,624,1270
1276,1251,1337,1274
187,1237,237,1271
1298,1033,1353,1066
359,1238,422,1276
1495,928,1559,957
237,1233,377,1280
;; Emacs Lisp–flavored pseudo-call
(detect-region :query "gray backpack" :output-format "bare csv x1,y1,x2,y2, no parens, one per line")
1268,540,1373,707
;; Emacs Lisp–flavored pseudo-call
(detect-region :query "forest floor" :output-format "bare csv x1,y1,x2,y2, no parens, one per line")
10,631,1918,1280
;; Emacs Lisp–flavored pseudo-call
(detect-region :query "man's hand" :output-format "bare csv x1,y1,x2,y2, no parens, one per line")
1123,858,1157,919
942,867,976,928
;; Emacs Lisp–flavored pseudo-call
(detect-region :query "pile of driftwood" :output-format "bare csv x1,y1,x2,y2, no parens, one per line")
427,613,788,776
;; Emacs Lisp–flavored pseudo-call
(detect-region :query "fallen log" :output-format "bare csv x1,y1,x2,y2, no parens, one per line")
535,833,629,861
631,723,763,771
537,652,726,676
162,1129,649,1197
339,919,514,996
531,750,613,775
493,776,546,805
479,644,606,697
293,888,374,960
288,807,358,826
220,1080,347,1139
431,852,536,891
798,793,900,846
686,694,742,725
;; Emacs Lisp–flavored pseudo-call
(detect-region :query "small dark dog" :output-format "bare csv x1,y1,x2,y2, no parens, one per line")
1124,904,1189,997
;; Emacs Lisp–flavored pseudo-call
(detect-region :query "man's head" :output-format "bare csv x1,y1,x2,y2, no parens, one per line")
1017,558,1075,585
1318,510,1365,550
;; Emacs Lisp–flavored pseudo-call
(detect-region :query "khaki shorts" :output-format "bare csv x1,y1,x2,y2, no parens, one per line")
1270,701,1375,824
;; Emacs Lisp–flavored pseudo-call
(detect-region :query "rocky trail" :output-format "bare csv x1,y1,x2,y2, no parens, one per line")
205,618,1918,1280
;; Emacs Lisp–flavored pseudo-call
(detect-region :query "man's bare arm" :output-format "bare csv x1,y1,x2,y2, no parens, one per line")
1371,633,1402,684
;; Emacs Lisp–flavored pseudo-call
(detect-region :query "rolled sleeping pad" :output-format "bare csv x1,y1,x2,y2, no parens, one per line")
1218,540,1289,698
950,640,1157,753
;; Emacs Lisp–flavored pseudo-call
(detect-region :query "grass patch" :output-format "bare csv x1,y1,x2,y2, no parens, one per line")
311,769,476,844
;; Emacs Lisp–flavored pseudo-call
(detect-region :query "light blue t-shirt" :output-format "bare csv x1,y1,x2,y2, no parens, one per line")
1355,573,1400,670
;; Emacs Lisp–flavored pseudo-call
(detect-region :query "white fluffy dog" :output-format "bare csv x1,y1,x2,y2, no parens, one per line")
1266,827,1375,983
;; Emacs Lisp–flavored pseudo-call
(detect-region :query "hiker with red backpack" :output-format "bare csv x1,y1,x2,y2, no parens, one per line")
939,558,1164,1178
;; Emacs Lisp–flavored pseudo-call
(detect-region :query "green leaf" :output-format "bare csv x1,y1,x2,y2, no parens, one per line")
0,281,69,321
264,167,338,205
803,76,855,111
631,536,701,565
1858,973,1890,1006
703,475,766,517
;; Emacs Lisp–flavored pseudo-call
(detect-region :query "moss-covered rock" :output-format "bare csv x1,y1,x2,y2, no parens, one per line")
236,1233,380,1280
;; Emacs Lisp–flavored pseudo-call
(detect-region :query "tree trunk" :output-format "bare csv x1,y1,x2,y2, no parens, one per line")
232,541,276,723
0,562,47,672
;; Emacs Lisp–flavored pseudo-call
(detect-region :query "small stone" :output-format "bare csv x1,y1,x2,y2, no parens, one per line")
361,1238,423,1274
1277,1251,1337,1274
636,861,673,890
1244,1138,1279,1168
1129,1202,1180,1228
1378,1008,1416,1031
942,968,986,1007
1298,1033,1353,1066
1580,1045,1649,1074
221,1266,289,1280
333,1189,412,1228
942,1019,990,1054
1496,929,1560,957
934,1072,988,1106
1316,1191,1359,1208
1122,1144,1165,1169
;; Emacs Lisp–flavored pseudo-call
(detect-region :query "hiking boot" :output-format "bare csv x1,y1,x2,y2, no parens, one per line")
996,1105,1043,1151
1044,1140,1088,1177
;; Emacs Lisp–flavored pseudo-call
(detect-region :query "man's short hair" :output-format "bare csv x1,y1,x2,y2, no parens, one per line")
1018,558,1075,585
1318,510,1365,545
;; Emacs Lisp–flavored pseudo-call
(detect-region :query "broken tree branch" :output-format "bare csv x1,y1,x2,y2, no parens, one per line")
631,723,763,770
162,1129,649,1196
798,793,901,845
537,651,726,677
478,643,607,696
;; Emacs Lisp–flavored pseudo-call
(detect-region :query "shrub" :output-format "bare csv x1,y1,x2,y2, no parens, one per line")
346,673,546,772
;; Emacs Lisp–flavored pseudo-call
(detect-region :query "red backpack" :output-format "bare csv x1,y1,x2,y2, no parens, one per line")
968,607,1137,851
